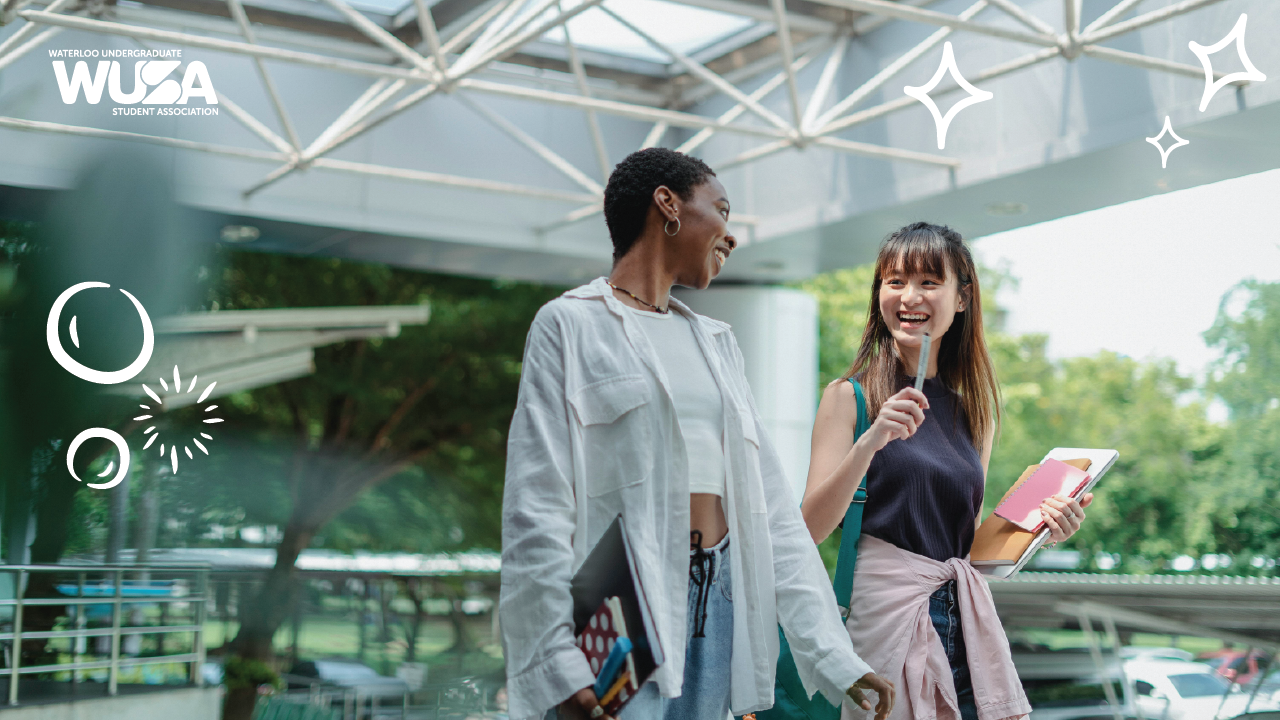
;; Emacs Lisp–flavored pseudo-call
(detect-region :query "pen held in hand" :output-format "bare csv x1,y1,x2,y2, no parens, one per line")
913,332,931,394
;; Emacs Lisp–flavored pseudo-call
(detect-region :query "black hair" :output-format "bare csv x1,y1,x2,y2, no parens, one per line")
602,148,716,261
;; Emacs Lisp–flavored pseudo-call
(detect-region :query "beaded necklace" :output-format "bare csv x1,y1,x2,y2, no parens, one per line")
606,279,669,314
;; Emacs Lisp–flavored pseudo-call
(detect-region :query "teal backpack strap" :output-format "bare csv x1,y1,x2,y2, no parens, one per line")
832,379,870,620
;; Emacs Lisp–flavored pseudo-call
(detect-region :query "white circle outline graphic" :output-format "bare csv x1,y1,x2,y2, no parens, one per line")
46,282,154,384
67,428,131,489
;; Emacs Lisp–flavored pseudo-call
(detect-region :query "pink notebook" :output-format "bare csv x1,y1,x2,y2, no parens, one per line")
993,458,1092,533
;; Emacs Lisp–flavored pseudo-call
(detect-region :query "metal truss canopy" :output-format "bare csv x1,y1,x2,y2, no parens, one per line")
0,0,1263,253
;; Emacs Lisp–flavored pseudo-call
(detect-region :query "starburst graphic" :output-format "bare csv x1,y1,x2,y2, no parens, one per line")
1189,14,1267,112
904,41,993,150
134,365,222,474
1146,116,1189,169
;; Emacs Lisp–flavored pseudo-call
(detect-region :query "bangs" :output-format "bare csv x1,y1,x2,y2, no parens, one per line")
877,227,951,280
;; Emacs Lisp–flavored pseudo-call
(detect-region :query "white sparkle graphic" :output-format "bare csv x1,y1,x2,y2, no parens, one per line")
1189,14,1267,112
903,42,993,150
1146,116,1189,169
140,366,220,474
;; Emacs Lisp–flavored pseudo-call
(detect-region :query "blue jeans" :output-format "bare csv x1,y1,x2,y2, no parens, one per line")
928,580,978,720
560,535,734,720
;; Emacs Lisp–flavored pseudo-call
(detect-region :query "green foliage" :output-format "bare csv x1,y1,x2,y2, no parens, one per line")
156,248,564,554
987,336,1226,570
1205,280,1280,418
1202,280,1280,561
796,265,875,394
224,655,283,690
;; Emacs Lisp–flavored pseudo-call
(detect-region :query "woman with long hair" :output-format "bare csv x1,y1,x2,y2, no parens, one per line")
801,222,1092,720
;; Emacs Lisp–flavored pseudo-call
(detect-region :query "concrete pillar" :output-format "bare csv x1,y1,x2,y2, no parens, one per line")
674,285,818,504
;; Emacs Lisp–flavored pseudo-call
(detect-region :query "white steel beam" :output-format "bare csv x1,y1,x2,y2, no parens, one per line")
602,6,797,136
562,14,611,181
805,0,1056,47
226,0,302,150
537,201,607,233
413,0,448,70
811,0,988,132
310,157,600,202
1080,0,1229,45
640,121,668,149
244,0,599,196
984,0,1054,35
1065,0,1081,42
441,0,519,56
1082,44,1234,83
816,45,1060,136
717,138,792,171
768,0,804,131
458,78,789,139
456,93,604,195
679,34,828,108
0,25,59,71
679,48,820,155
0,116,289,162
319,0,440,77
19,10,432,81
812,135,959,166
1055,601,1280,654
304,79,403,158
801,36,849,133
671,0,836,34
1082,0,1144,35
462,0,526,66
0,0,72,62
449,0,604,78
244,78,435,197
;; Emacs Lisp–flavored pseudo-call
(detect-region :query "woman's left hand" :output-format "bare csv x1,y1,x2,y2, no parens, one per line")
1041,493,1094,542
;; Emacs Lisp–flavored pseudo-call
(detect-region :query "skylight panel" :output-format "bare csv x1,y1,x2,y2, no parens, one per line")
542,0,756,64
344,0,413,15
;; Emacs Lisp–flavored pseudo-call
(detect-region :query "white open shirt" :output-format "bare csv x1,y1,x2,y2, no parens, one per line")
499,278,872,720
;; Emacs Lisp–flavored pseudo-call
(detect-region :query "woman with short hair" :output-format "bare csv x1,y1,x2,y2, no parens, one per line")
500,148,894,720
802,222,1092,720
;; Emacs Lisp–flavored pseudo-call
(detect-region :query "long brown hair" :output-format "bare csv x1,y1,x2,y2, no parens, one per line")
840,222,1000,447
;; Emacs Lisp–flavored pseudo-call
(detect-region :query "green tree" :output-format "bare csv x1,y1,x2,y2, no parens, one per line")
1203,280,1280,562
198,249,560,718
987,337,1225,570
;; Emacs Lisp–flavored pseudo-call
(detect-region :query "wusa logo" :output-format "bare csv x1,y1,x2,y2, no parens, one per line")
51,55,220,115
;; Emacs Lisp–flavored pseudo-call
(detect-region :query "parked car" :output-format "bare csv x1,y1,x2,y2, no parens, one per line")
1022,675,1142,720
1122,647,1196,663
284,658,411,701
1126,660,1280,720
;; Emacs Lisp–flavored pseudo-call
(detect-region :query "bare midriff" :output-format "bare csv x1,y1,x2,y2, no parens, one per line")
690,493,729,547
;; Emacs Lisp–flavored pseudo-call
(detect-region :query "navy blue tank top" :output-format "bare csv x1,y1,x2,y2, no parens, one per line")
856,374,985,562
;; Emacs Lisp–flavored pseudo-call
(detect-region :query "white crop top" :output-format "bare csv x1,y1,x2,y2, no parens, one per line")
626,305,727,497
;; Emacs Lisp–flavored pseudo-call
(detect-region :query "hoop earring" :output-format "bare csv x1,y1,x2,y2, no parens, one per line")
664,217,681,236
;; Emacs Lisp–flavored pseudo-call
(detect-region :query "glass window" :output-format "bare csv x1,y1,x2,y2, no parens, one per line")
1135,681,1155,696
1168,673,1231,698
1024,682,1111,708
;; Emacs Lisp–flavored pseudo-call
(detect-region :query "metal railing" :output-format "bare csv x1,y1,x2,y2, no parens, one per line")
268,676,501,720
0,563,209,707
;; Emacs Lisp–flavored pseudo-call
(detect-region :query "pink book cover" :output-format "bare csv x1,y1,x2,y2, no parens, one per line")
993,458,1092,533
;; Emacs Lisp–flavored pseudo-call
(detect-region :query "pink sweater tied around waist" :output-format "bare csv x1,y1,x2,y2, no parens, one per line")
840,535,1030,720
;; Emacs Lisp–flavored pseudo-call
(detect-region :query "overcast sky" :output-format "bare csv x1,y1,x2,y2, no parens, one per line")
974,168,1280,385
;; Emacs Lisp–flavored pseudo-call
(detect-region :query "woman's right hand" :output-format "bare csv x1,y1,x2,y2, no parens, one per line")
861,387,928,452
558,687,613,720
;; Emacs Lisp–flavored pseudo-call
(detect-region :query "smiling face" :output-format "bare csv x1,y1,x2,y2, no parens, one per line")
664,177,737,289
878,256,967,351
